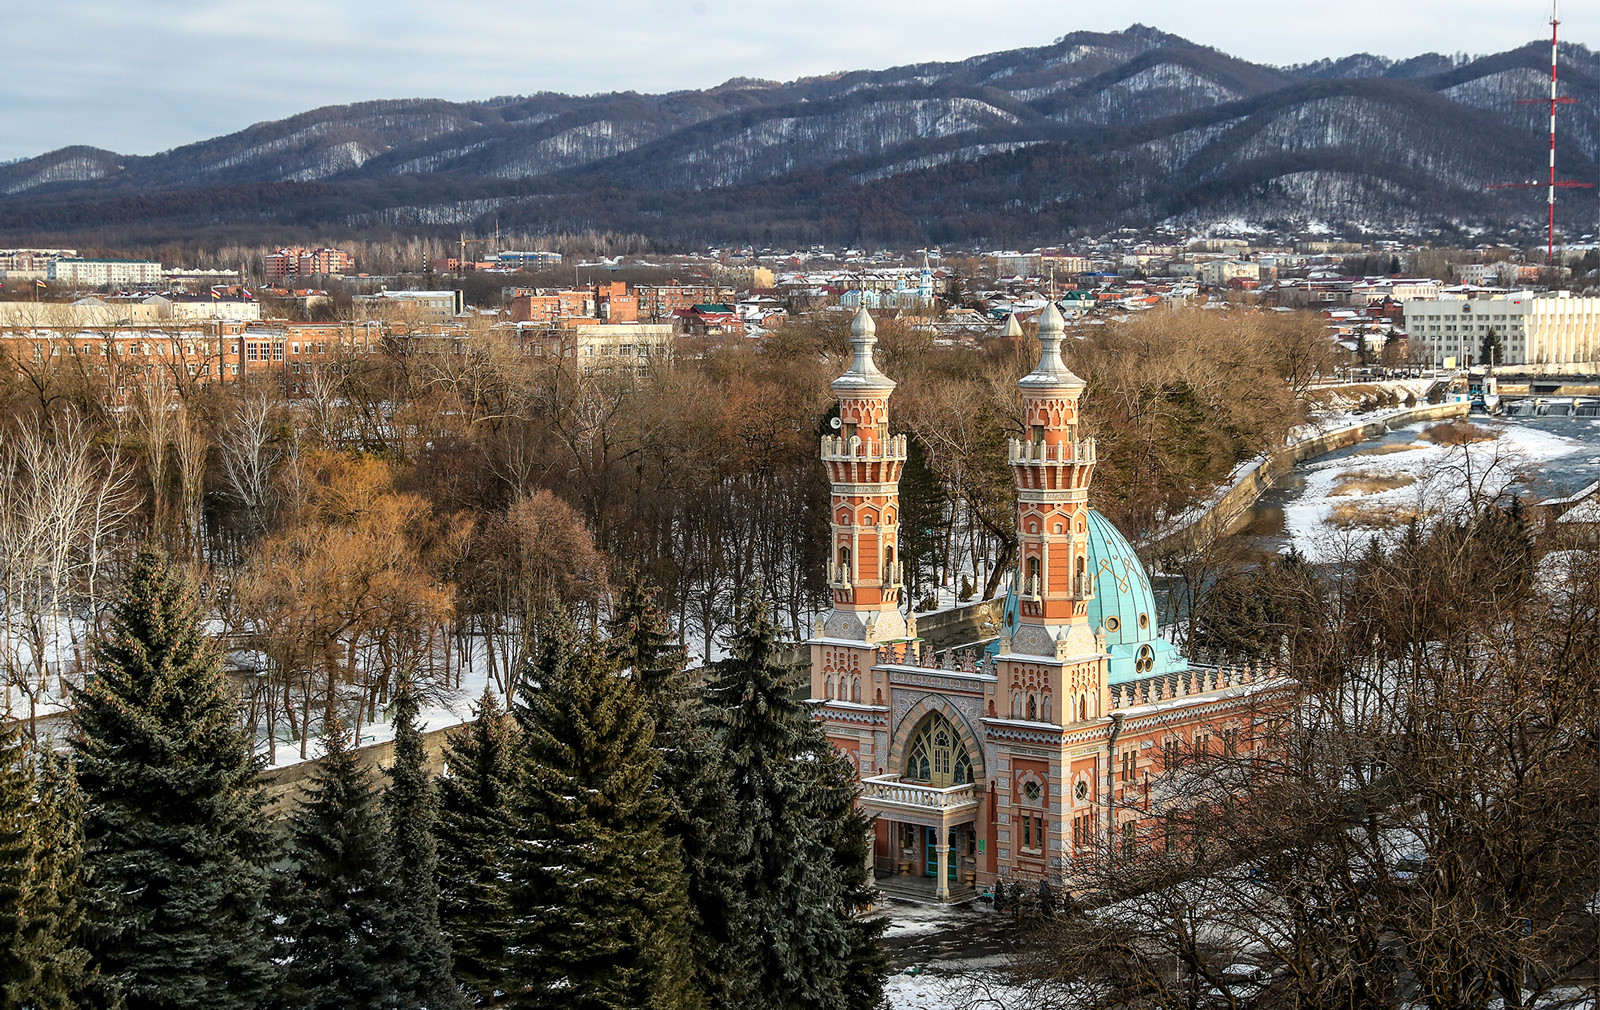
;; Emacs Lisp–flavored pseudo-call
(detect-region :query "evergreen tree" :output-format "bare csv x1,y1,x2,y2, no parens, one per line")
27,754,109,1010
71,548,277,1010
505,614,698,1010
605,577,687,700
385,691,466,1010
702,596,885,1010
279,716,417,1010
809,747,889,1010
437,691,516,1006
606,578,745,1004
0,718,43,1004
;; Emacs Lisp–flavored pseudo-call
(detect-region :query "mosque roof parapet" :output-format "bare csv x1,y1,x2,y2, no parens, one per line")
831,305,896,394
1017,301,1085,392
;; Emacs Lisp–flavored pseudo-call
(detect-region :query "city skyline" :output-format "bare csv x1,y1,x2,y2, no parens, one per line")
3,0,1593,163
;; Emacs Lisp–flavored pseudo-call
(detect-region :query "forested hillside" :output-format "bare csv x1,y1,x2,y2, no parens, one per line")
2,25,1596,245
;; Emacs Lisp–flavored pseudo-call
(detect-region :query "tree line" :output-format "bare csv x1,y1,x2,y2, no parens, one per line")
0,304,1332,755
0,549,883,1009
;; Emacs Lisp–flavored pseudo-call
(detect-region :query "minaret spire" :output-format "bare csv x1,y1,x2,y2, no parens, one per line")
1005,304,1096,657
816,304,909,646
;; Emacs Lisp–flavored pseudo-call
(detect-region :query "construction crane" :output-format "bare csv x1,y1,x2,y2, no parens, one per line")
1486,0,1594,267
456,233,493,276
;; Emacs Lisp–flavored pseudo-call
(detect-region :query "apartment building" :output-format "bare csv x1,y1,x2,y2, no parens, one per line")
1402,292,1600,369
47,258,162,287
353,289,464,322
0,320,380,400
265,247,353,282
513,321,674,377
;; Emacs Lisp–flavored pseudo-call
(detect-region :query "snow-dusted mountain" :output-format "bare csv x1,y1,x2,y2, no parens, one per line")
2,25,1595,244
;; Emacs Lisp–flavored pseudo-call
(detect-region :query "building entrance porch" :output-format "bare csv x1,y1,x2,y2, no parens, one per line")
860,774,981,902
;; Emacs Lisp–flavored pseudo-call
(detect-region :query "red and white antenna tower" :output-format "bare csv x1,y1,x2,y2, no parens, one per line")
1487,0,1593,266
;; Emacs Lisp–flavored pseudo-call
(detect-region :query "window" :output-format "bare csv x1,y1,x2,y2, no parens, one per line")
1164,738,1180,769
1022,780,1043,804
1120,750,1137,782
1194,731,1211,755
1136,644,1154,674
290,342,299,354
1072,812,1093,849
904,713,972,787
1121,819,1137,860
1222,728,1239,756
1074,780,1089,801
1019,813,1045,854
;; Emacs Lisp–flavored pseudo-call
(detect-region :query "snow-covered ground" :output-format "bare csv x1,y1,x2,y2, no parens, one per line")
1284,418,1590,562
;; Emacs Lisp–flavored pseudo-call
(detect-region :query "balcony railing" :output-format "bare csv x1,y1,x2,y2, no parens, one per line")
1007,437,1096,465
860,774,979,812
820,433,908,462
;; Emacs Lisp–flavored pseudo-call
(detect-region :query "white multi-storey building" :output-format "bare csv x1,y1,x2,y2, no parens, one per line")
47,258,162,287
1403,292,1600,370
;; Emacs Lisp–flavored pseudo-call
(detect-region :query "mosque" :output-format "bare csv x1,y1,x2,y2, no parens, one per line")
808,304,1281,900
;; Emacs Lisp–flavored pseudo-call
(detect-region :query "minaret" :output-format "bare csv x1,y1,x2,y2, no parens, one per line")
1003,302,1098,660
817,307,909,645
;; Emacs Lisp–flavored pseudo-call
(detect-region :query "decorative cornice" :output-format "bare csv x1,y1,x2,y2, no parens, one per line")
886,667,994,694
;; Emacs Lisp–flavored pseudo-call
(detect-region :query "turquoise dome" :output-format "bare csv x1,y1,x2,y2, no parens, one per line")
987,509,1188,685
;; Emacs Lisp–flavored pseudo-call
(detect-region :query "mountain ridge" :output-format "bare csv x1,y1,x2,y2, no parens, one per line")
3,26,1596,245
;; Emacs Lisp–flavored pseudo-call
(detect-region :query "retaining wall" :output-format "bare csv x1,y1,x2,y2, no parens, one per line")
259,724,455,815
1144,401,1470,551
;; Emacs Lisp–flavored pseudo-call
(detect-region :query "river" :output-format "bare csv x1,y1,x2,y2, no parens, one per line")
1233,413,1600,560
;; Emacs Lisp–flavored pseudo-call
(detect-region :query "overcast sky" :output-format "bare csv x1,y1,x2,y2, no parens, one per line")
3,0,1592,162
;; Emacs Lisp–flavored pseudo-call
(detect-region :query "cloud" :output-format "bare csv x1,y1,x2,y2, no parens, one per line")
1,0,1589,161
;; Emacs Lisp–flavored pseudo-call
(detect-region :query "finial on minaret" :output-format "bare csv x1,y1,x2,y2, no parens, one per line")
1019,301,1083,391
834,306,895,393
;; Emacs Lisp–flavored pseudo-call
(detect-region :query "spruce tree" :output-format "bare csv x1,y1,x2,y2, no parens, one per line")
27,753,109,1009
810,747,889,1010
606,578,746,1004
504,615,698,1010
0,728,97,1010
0,718,43,1003
437,690,516,1006
605,577,687,700
702,596,886,1010
279,716,417,1010
71,548,277,1010
384,691,466,1010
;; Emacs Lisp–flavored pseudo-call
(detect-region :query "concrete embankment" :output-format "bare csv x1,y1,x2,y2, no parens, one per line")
1143,401,1470,552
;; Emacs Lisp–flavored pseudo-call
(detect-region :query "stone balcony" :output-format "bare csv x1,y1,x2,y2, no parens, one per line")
859,774,980,824
1006,436,1096,465
820,433,908,462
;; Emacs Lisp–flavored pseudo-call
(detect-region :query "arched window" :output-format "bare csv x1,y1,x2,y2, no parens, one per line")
838,545,851,569
883,544,895,582
825,676,834,700
1041,693,1052,723
1078,695,1087,722
1011,691,1022,718
1026,693,1038,721
904,712,973,788
851,677,861,703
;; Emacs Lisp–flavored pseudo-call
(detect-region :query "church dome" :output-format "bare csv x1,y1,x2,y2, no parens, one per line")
988,508,1187,684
